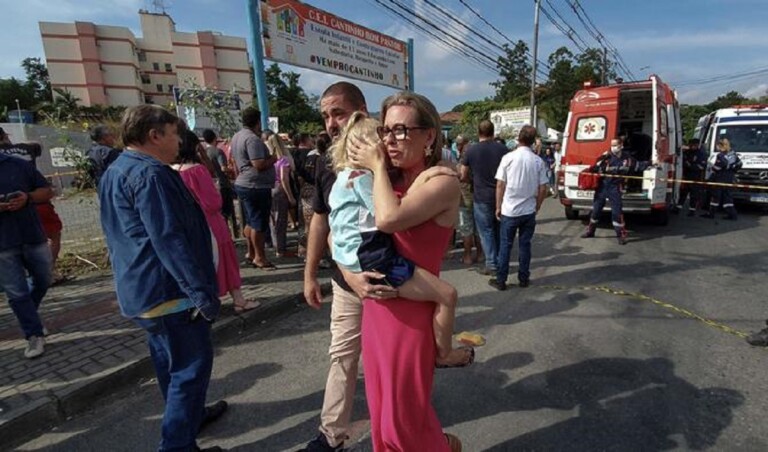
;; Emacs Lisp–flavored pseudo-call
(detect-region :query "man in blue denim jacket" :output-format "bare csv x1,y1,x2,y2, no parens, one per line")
99,105,226,452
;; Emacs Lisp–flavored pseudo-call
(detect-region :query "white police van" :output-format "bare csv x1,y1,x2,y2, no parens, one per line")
695,105,768,205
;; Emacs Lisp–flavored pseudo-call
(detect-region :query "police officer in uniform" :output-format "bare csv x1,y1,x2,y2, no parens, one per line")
675,138,708,216
581,137,651,245
702,137,741,220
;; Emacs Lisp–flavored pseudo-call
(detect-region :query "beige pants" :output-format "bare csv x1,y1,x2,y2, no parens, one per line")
319,280,363,447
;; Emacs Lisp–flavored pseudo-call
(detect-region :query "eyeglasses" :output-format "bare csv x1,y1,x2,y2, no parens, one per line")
376,124,429,141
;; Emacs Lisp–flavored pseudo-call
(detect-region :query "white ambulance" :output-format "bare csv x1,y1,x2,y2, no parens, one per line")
696,105,768,204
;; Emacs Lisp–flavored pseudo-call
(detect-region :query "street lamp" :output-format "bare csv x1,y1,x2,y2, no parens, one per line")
14,99,23,124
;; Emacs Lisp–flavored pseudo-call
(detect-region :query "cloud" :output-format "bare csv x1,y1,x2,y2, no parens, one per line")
745,83,768,99
443,80,471,95
0,0,142,78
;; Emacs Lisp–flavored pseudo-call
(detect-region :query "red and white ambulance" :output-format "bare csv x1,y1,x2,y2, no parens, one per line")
557,75,683,225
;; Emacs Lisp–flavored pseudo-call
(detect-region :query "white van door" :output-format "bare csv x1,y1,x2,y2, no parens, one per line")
649,77,669,205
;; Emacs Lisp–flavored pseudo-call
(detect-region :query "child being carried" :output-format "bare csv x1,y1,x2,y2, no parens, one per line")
328,112,473,368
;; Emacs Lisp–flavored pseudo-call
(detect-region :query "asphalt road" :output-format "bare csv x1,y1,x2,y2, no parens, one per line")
18,198,768,451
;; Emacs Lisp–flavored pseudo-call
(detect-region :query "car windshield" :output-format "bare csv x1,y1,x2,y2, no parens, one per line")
715,124,768,153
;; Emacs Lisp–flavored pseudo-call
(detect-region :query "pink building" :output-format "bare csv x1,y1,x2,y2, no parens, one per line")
40,10,253,107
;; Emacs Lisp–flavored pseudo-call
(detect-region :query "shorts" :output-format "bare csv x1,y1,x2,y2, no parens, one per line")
234,185,272,232
370,255,415,288
35,202,63,237
457,206,474,238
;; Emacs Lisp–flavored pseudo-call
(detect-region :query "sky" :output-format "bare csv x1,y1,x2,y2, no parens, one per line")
3,0,768,113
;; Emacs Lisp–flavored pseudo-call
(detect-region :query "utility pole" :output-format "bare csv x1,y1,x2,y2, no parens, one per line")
602,46,608,84
530,0,540,127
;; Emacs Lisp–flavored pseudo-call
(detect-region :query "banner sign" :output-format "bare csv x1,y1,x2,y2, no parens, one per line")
260,0,409,90
490,107,547,139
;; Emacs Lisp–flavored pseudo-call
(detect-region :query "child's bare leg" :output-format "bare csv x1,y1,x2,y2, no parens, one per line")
397,267,463,361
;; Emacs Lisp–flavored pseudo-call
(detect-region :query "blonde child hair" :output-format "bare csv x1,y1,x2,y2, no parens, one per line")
717,137,731,152
330,111,380,172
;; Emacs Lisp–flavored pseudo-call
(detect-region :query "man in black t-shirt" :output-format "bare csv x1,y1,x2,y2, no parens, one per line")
460,120,508,275
301,82,396,452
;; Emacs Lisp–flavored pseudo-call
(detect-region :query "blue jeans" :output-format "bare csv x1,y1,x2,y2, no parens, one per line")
496,213,536,284
473,202,500,271
133,310,214,452
0,242,52,339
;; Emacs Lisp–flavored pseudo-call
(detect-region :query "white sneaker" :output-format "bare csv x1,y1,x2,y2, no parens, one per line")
24,336,45,359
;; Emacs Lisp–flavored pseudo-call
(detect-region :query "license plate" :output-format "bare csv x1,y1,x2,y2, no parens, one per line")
750,195,768,203
576,190,594,198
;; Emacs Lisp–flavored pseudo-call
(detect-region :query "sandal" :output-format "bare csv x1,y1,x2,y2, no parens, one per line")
436,346,475,369
234,299,261,313
252,261,277,271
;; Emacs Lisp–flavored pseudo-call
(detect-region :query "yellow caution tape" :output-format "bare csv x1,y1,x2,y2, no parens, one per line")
539,284,749,339
582,171,768,191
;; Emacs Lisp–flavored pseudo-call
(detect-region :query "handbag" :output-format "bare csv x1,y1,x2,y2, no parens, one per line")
578,167,600,190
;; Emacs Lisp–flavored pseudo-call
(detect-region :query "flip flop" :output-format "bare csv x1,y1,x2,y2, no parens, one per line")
455,331,486,347
234,299,261,313
252,261,277,271
436,346,475,369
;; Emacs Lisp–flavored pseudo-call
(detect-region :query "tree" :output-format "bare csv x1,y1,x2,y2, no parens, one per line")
574,48,616,85
176,82,241,138
680,104,711,141
538,47,579,131
21,57,52,104
262,63,322,133
492,40,531,103
707,91,749,111
37,87,81,123
0,77,36,116
449,98,525,140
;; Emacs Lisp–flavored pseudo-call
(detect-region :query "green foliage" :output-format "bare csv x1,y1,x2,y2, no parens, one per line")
0,77,36,115
487,45,618,131
680,104,711,141
262,64,322,133
38,111,94,190
36,88,82,123
491,40,531,103
449,98,525,140
706,91,750,111
176,81,242,138
21,57,52,104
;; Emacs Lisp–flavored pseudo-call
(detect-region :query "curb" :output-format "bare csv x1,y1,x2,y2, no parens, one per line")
0,282,330,451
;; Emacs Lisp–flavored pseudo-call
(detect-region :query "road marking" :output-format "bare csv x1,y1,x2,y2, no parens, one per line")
540,284,749,339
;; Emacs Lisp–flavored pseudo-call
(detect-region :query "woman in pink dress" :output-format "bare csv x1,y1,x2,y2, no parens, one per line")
174,129,260,313
348,92,463,451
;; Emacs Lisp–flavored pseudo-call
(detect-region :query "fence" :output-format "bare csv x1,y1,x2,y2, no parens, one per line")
51,191,105,254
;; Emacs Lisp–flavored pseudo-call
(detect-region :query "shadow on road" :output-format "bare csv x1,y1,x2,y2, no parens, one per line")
436,355,745,451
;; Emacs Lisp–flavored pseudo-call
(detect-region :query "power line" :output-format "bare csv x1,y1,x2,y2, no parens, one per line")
565,0,636,80
367,0,499,73
672,66,768,87
416,0,508,62
418,0,550,79
456,0,551,74
382,0,550,81
542,0,591,51
386,0,500,70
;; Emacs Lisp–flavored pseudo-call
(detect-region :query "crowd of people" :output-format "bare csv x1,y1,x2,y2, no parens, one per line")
1,77,763,451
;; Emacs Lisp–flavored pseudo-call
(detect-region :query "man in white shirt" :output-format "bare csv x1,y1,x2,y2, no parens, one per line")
489,125,549,291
